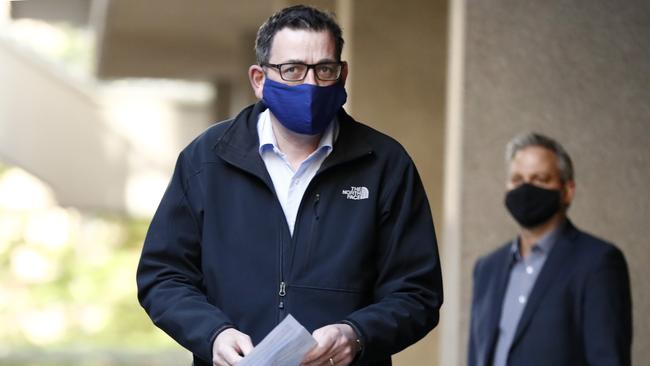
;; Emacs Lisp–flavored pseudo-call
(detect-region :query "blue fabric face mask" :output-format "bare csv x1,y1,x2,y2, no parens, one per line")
262,78,348,135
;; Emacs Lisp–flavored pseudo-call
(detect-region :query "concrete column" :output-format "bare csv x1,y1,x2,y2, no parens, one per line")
443,0,650,364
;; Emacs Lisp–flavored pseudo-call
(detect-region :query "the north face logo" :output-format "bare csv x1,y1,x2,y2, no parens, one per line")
342,186,369,200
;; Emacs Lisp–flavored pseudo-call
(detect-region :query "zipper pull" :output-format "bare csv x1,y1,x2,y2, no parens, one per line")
279,281,286,297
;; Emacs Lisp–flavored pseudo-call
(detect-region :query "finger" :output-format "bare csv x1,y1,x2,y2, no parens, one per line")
330,349,355,366
302,344,333,365
301,349,325,364
300,358,328,366
312,354,337,366
236,334,254,356
220,346,244,365
303,348,338,366
302,340,335,363
303,326,341,364
213,350,232,366
305,322,356,365
212,355,229,366
299,344,319,366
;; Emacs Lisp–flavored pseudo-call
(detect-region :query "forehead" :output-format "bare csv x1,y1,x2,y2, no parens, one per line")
509,145,560,176
269,28,336,62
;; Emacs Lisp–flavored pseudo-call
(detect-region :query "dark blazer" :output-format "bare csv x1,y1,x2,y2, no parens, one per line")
468,220,632,366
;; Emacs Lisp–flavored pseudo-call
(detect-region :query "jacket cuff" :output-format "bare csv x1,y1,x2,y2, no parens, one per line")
208,323,236,360
340,319,365,362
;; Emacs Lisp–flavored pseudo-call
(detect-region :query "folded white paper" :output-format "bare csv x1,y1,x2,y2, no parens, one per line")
237,314,317,366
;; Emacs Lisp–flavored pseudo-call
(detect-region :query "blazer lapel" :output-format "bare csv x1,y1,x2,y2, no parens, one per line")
509,222,578,349
484,246,516,364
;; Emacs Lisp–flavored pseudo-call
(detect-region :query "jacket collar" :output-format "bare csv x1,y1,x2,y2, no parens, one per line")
214,102,374,185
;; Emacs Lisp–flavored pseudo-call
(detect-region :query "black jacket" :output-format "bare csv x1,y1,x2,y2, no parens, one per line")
137,102,443,365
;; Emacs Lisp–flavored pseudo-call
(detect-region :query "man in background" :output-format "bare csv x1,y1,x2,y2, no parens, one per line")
137,5,442,366
468,132,632,366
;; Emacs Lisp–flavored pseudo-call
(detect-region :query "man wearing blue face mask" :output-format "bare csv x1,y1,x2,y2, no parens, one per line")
137,5,442,366
468,133,632,366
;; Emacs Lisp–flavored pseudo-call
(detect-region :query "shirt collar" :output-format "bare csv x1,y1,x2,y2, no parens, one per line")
510,218,567,261
257,109,338,156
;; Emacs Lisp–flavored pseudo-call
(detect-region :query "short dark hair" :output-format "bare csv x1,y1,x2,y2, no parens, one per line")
254,5,344,65
505,132,575,182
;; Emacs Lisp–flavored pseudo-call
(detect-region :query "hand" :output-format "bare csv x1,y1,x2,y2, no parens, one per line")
301,323,358,366
212,328,253,366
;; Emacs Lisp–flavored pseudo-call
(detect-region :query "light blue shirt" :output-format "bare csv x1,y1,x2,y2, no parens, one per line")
257,109,337,235
492,221,565,366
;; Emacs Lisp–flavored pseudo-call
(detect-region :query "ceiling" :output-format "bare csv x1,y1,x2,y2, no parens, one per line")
11,0,279,80
95,0,279,80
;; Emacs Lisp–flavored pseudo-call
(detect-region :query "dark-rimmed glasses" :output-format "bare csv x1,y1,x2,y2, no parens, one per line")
262,62,343,82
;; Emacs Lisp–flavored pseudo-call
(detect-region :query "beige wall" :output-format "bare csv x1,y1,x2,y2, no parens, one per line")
345,0,448,221
443,0,650,364
344,1,448,364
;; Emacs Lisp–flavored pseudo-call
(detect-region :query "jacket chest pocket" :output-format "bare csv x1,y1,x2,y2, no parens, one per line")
290,186,377,288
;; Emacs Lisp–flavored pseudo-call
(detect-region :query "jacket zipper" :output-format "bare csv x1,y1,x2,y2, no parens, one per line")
303,193,320,271
279,190,319,320
278,225,287,321
278,281,286,309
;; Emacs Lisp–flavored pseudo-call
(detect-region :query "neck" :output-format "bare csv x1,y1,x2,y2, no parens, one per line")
518,212,566,259
270,116,321,170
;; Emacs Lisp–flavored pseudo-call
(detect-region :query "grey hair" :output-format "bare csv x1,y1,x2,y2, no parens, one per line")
505,132,574,182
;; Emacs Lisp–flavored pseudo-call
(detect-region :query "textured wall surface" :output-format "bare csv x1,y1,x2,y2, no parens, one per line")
345,0,448,364
348,0,448,222
454,0,650,364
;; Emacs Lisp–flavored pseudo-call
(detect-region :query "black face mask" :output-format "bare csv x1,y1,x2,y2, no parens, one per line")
505,183,562,228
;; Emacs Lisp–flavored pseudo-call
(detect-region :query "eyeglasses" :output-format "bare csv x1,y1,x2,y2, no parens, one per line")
262,62,343,82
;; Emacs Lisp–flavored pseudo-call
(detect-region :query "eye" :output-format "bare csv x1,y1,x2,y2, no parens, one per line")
316,65,334,74
281,64,306,77
509,175,523,185
532,174,551,184
315,63,338,78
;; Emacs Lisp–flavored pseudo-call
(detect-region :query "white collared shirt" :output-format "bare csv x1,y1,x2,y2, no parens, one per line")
257,109,337,235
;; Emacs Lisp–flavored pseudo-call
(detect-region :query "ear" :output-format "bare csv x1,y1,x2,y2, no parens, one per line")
340,61,349,85
248,64,265,100
562,179,576,206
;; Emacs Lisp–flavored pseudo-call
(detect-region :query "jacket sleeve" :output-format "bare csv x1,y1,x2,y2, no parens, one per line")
136,152,232,363
344,156,443,363
582,245,632,366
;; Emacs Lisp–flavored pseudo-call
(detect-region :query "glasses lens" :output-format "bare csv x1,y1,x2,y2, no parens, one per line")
277,63,342,81
315,63,341,81
279,64,308,81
